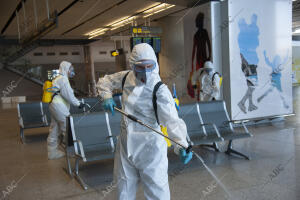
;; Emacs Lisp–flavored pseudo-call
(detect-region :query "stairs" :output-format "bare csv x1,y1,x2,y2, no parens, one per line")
4,42,39,65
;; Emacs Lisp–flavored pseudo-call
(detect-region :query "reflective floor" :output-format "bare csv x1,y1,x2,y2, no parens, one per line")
0,89,300,200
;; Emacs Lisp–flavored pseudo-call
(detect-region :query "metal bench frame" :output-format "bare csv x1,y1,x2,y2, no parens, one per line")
198,101,252,160
195,103,223,151
67,112,115,190
179,103,223,149
17,102,49,143
223,120,251,159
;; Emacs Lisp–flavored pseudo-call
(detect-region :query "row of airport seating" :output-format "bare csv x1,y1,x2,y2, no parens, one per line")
64,100,252,190
17,99,252,190
16,96,122,143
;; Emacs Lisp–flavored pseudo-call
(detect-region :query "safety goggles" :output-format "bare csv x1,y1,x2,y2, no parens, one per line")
133,60,156,72
69,65,74,72
68,66,75,78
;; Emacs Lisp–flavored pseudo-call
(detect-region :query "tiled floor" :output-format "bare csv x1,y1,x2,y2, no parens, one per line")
0,88,300,200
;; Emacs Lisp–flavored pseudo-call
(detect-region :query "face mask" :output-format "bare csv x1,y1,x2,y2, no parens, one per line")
135,71,154,83
133,60,156,83
205,68,213,74
135,71,146,83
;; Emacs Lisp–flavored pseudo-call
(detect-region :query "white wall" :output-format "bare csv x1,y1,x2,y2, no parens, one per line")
221,1,231,113
19,45,85,65
211,2,222,97
157,16,186,98
89,39,131,79
15,41,130,68
89,40,117,63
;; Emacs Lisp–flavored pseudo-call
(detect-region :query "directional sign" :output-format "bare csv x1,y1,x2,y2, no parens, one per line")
130,26,162,34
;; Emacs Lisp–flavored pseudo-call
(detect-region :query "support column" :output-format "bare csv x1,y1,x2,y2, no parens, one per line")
115,40,127,71
83,45,97,96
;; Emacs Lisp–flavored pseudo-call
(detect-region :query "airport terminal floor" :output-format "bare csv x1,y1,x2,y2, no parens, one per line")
0,87,299,200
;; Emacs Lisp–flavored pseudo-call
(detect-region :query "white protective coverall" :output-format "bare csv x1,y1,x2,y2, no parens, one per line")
48,61,80,159
97,43,189,200
191,61,220,101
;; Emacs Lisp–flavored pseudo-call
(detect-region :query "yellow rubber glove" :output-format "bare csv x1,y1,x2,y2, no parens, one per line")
160,125,172,147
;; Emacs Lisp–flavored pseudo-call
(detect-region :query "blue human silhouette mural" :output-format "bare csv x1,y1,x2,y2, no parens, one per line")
257,50,289,109
237,14,259,114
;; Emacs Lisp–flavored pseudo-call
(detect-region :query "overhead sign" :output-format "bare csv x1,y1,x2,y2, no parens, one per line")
130,37,161,53
130,26,162,34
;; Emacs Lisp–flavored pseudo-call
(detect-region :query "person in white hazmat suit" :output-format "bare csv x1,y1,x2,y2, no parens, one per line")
192,61,221,101
96,43,192,200
48,61,84,160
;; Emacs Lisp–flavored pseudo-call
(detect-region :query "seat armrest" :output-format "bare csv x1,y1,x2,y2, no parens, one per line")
19,117,24,128
106,136,117,140
106,136,118,152
226,120,250,124
73,139,86,162
200,123,222,138
224,120,250,134
42,115,48,125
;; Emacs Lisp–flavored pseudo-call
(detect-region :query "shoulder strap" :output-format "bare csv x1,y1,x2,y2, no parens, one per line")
212,72,221,82
199,69,205,82
200,69,205,77
153,81,164,125
198,69,205,87
49,92,59,104
122,71,130,90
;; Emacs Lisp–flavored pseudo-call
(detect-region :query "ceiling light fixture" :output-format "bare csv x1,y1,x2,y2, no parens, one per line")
107,16,130,27
87,28,109,39
143,3,175,18
109,16,135,30
85,28,106,36
143,3,170,14
136,3,161,13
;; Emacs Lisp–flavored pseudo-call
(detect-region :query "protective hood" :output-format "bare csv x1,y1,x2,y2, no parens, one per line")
203,61,214,70
129,43,159,75
59,61,72,77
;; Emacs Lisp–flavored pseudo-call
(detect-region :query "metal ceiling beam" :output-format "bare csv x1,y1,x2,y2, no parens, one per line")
0,38,97,46
1,0,80,35
62,0,128,35
57,0,80,17
1,0,27,35
149,0,212,7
